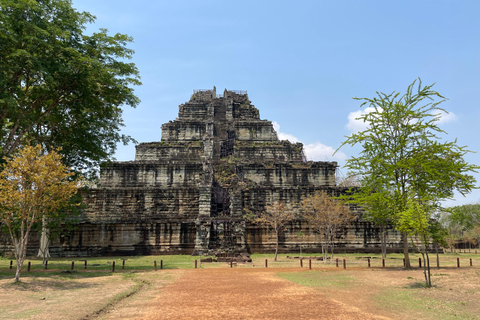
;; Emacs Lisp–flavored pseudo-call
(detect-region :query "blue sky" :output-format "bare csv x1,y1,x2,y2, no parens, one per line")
71,0,480,206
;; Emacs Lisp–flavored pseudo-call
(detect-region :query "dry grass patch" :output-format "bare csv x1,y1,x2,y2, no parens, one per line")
0,271,173,320
279,267,480,320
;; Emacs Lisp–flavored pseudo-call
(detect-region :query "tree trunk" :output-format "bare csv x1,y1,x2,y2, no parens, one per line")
14,255,25,283
13,237,27,283
380,224,387,259
322,233,327,263
37,216,50,266
421,251,428,286
435,243,440,269
330,239,335,262
274,230,279,262
426,250,432,287
402,232,411,268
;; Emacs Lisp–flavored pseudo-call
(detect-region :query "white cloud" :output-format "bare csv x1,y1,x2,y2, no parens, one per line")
304,142,347,162
435,110,458,124
347,108,458,133
272,121,301,143
272,121,346,162
346,107,376,133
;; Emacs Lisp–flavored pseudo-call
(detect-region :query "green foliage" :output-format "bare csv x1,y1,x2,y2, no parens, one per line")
449,203,480,231
443,203,480,248
397,197,430,242
0,0,141,179
428,219,449,248
337,79,478,265
338,78,477,212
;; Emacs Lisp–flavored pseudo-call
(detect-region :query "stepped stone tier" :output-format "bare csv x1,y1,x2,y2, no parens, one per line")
0,87,403,257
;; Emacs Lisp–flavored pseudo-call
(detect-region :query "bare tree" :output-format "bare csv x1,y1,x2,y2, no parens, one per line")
336,172,362,188
254,202,295,261
300,191,356,262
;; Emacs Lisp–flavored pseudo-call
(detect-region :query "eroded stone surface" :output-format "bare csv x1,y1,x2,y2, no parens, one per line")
0,88,404,257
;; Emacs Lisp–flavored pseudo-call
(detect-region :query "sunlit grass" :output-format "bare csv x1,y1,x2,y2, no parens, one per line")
0,250,479,280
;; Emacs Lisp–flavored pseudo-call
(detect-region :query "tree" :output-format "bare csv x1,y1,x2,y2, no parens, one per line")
396,197,448,286
336,172,362,188
428,218,449,268
337,79,478,268
253,201,295,261
0,145,79,282
448,203,480,249
300,191,355,262
357,190,395,259
0,0,141,178
397,197,433,287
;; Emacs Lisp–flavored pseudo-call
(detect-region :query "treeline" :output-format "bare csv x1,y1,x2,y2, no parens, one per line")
443,203,480,250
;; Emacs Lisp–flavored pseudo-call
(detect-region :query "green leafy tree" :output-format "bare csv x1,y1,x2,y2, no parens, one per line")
0,0,141,178
447,203,480,249
0,145,80,282
337,79,478,267
428,218,449,268
354,189,394,259
397,197,433,287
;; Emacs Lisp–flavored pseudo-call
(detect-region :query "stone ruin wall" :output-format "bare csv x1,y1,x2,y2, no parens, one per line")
0,87,406,257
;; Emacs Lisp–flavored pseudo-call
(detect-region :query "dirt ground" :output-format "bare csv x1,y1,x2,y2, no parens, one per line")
1,264,479,320
99,265,480,320
134,268,388,320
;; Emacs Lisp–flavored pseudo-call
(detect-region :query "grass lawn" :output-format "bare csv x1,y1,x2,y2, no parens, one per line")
0,251,479,319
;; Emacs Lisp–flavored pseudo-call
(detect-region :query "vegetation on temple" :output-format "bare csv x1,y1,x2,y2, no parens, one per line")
0,0,141,178
337,79,478,275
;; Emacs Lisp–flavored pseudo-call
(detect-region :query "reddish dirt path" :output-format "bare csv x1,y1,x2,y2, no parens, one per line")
139,268,391,320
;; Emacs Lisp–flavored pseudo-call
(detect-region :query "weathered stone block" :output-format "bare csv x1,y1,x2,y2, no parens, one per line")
0,88,406,258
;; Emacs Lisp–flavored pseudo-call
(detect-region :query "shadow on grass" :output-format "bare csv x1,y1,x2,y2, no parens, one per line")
0,269,122,289
405,281,435,289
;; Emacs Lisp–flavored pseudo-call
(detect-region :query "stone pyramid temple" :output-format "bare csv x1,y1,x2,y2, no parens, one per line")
1,88,402,257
